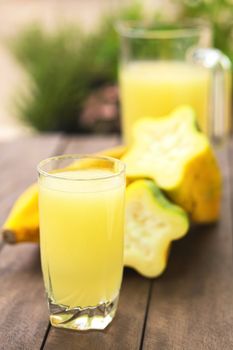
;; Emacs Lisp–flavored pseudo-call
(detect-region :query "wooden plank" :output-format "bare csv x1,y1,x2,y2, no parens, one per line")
0,134,67,349
228,138,233,219
44,135,151,350
62,134,122,154
0,244,47,349
0,135,66,228
0,134,67,250
142,147,233,349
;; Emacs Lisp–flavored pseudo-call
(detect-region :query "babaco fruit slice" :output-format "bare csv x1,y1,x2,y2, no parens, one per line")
125,179,189,277
122,106,222,222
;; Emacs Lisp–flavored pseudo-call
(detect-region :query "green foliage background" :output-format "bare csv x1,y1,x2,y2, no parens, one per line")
10,1,232,133
10,4,143,132
175,0,233,63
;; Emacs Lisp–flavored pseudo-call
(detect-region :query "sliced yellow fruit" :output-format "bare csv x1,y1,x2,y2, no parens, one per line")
122,106,222,222
125,179,189,277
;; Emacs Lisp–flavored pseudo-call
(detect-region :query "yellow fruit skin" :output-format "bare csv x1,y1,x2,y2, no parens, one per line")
98,144,127,159
3,184,39,243
1,145,127,244
168,148,221,223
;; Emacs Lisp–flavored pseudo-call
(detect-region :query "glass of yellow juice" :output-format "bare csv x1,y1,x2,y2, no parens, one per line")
38,155,126,331
117,20,231,144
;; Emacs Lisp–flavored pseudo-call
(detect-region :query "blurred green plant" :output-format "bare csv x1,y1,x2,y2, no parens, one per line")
175,0,233,64
10,3,143,132
10,0,232,133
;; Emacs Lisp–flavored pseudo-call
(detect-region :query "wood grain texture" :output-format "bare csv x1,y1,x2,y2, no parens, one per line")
44,270,151,350
0,135,66,349
0,245,47,350
142,149,233,350
0,135,64,228
62,134,122,154
0,135,232,350
228,138,233,220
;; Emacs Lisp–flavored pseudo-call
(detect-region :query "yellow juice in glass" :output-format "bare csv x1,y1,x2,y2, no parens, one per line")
119,60,210,144
38,161,125,330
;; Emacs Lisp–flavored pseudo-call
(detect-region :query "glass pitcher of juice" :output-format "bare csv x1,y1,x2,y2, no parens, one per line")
117,20,231,144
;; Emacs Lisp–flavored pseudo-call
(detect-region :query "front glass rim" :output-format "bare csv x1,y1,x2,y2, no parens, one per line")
116,18,211,39
37,154,126,181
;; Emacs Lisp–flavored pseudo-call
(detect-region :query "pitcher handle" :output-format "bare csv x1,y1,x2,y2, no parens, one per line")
187,48,231,144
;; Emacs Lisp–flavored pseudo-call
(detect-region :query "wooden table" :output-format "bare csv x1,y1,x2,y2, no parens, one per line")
0,135,232,350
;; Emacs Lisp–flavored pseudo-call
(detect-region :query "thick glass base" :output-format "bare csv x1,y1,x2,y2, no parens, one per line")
48,295,119,331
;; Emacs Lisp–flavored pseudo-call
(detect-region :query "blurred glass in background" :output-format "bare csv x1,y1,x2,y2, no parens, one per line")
0,0,232,141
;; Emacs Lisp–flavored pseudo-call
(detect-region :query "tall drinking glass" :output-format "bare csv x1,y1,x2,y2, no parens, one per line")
117,20,231,144
38,155,125,330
